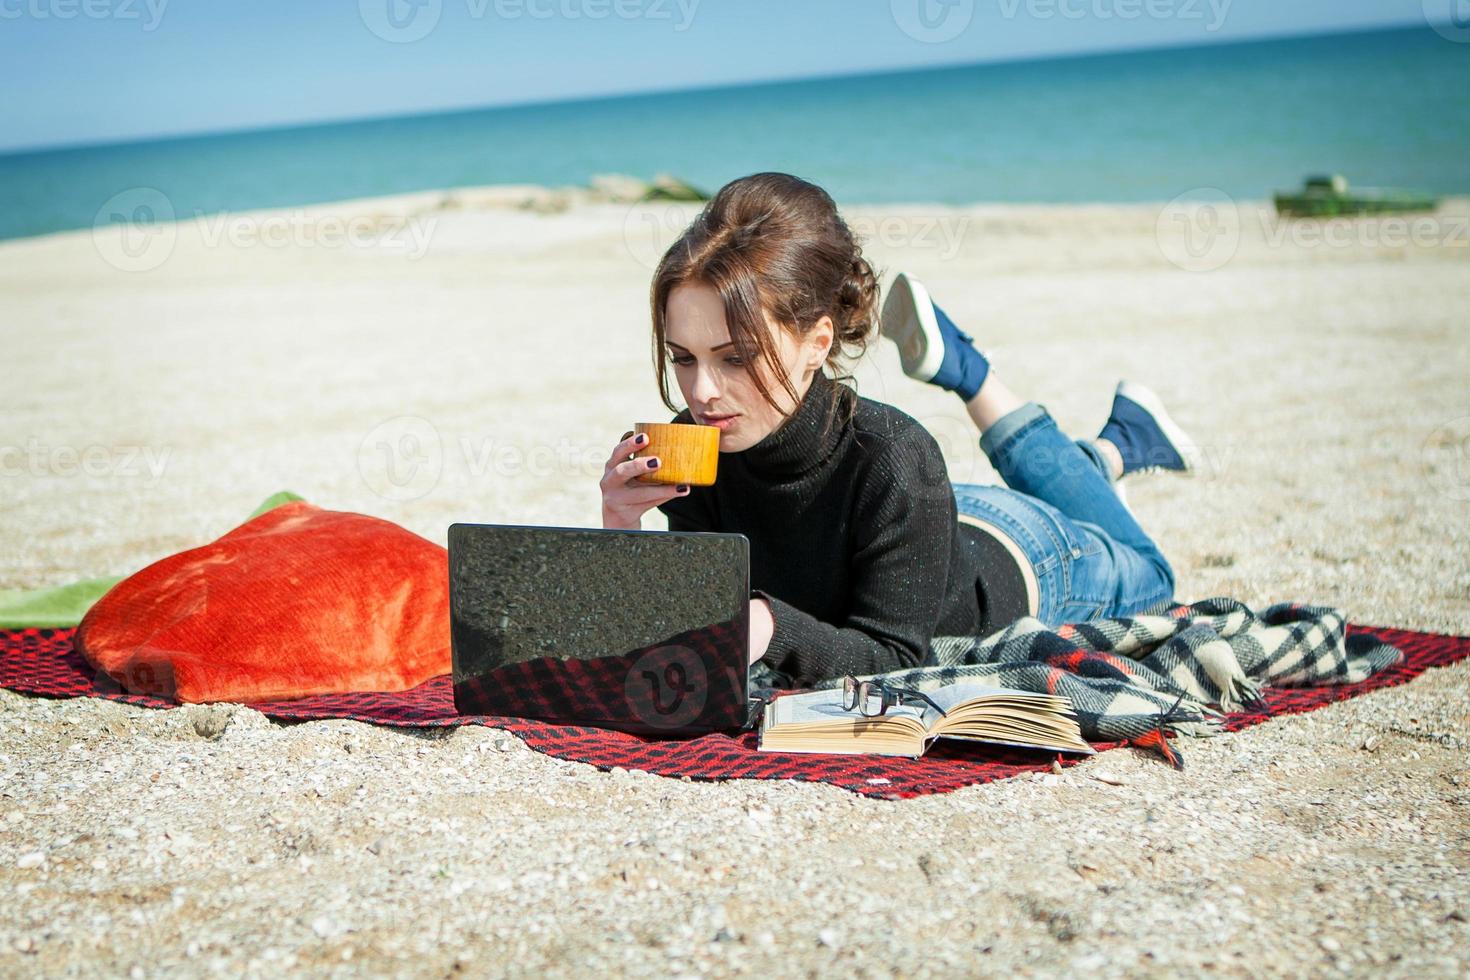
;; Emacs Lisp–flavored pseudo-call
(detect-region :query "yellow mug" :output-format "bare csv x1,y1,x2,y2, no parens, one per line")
630,422,720,487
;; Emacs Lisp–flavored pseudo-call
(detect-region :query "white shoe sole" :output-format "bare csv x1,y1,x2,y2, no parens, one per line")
880,272,946,384
1116,381,1202,476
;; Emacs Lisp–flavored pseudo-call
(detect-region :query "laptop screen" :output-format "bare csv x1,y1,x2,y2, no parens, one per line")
448,523,753,735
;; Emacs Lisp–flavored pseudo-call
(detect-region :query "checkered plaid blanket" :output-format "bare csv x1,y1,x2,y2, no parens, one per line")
763,598,1404,759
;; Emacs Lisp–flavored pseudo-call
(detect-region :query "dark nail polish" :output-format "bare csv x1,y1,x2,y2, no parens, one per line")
677,485,690,493
646,458,658,468
635,434,646,444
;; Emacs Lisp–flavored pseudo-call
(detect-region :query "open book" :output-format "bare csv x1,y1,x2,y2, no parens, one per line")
757,682,1095,758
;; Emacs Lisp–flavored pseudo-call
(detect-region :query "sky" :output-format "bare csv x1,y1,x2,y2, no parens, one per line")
0,0,1439,153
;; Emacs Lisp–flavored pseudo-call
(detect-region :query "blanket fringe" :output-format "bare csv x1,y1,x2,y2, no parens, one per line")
1129,728,1184,770
1132,690,1196,769
1166,718,1223,738
1217,677,1265,713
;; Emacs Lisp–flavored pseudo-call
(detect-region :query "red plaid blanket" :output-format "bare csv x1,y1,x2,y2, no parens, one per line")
0,618,1464,799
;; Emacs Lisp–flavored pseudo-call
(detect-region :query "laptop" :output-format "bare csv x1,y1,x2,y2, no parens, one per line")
447,522,765,736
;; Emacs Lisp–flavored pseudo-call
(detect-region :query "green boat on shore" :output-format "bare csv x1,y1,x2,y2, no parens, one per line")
1274,174,1440,218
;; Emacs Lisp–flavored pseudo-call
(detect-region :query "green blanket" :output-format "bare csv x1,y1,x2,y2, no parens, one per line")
0,490,304,629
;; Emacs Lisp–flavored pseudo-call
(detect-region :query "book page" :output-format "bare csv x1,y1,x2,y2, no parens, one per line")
765,688,932,728
924,682,1067,715
768,683,1072,731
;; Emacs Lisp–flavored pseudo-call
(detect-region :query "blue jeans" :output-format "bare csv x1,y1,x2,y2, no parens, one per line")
950,402,1176,627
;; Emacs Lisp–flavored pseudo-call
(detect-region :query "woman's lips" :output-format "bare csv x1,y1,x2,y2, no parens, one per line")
700,413,739,431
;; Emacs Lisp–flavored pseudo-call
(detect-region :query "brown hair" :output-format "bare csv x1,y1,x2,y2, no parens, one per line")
649,172,880,441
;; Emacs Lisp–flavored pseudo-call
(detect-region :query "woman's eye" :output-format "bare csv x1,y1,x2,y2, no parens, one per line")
669,354,744,367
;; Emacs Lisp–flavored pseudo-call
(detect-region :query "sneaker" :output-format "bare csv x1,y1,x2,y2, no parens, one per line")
1097,381,1201,478
880,272,990,401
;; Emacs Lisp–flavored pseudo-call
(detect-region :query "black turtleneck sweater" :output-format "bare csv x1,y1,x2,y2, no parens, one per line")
655,370,989,688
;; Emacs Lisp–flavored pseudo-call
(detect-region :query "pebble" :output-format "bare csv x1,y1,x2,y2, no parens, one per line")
1,205,1468,978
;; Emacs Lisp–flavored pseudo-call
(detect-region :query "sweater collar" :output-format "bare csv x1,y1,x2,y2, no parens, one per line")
726,370,849,480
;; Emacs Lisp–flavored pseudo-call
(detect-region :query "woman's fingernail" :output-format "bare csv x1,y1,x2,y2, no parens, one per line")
647,458,659,468
635,434,646,444
677,484,690,493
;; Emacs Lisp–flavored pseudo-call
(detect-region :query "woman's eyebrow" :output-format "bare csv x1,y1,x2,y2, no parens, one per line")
666,341,736,352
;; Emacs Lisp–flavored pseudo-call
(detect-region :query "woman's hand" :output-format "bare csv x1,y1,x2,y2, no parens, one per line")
601,430,690,530
749,596,774,665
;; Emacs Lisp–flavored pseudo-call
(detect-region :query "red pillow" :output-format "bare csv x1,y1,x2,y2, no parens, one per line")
76,500,450,703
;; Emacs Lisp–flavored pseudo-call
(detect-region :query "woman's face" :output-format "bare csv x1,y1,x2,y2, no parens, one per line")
663,281,831,453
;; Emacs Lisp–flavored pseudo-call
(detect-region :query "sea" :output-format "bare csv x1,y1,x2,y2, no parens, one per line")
2,24,1466,241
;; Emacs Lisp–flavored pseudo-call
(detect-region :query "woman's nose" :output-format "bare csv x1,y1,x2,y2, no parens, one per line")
689,363,721,403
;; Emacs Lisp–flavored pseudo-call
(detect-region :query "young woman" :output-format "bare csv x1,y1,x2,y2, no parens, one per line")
599,172,1199,691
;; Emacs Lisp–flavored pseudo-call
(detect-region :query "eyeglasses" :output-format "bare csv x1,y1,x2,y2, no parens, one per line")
841,675,948,718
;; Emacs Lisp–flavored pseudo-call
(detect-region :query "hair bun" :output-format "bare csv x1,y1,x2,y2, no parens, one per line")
835,255,879,342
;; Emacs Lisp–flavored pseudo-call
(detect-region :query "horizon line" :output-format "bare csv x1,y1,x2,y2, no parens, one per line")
0,18,1430,159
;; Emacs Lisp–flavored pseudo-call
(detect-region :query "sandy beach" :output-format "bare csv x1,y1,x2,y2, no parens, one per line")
2,189,1468,976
